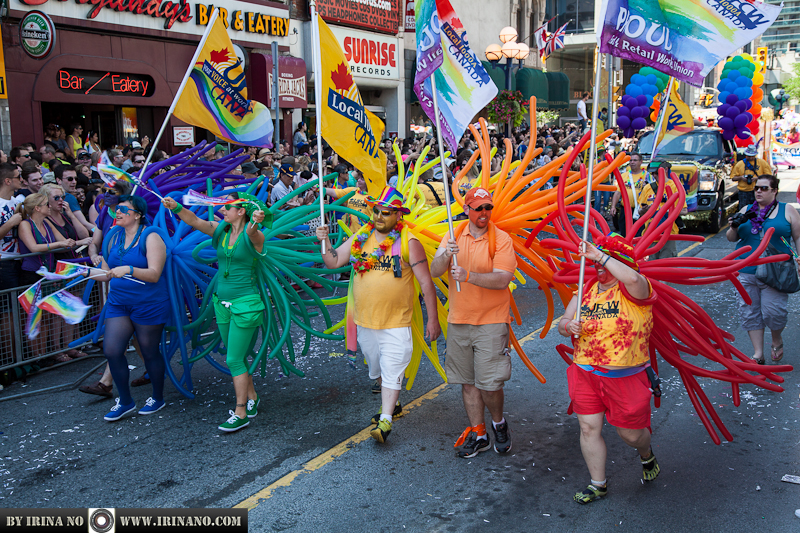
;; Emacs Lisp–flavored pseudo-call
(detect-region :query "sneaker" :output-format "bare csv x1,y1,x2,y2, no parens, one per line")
370,401,402,424
80,381,112,398
104,398,136,421
491,421,512,454
573,483,608,504
456,432,491,459
218,410,250,432
370,418,392,443
246,395,260,419
138,397,165,415
371,379,381,394
641,451,660,482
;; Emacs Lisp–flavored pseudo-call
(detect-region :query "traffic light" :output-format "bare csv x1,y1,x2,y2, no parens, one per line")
756,47,768,74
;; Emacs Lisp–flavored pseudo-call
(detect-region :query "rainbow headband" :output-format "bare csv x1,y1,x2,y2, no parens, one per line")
595,232,639,272
366,186,410,214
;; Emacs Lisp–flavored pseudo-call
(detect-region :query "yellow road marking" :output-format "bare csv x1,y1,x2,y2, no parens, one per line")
234,383,448,510
677,225,727,257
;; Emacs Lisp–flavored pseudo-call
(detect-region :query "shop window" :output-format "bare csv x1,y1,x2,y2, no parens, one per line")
530,8,539,49
545,0,595,34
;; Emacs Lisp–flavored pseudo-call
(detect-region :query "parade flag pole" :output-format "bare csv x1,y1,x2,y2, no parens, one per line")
310,0,327,254
430,75,461,292
133,8,220,195
650,76,675,161
574,45,604,332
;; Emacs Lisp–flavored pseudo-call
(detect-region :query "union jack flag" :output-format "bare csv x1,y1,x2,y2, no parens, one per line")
543,22,569,60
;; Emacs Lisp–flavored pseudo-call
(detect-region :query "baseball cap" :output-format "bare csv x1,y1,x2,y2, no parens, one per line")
131,141,142,149
241,162,259,175
280,163,295,176
464,187,493,208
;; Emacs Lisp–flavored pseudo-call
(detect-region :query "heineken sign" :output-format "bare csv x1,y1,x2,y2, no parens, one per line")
20,10,55,59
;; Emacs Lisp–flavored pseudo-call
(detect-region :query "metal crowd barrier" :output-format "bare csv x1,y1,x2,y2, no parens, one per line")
0,252,104,374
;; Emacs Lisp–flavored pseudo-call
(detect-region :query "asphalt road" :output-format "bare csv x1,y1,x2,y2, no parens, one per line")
2,173,800,532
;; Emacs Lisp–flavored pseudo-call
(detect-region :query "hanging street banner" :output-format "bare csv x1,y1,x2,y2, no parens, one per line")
597,0,782,87
413,0,497,154
772,140,800,168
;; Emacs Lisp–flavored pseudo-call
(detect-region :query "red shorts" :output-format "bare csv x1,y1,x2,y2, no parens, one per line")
567,364,652,429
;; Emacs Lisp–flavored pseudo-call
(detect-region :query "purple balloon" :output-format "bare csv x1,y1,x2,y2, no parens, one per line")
735,100,749,112
718,117,734,130
617,115,631,130
617,106,631,118
636,94,648,107
726,94,739,105
624,127,635,138
726,106,740,119
621,95,634,107
722,129,736,141
717,104,731,116
632,117,647,130
734,114,750,129
737,130,751,140
631,106,644,119
743,99,752,110
742,112,753,123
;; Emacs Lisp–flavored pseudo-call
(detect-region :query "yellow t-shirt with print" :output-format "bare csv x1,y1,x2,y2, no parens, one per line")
730,158,771,192
333,187,370,234
573,281,654,367
617,170,649,205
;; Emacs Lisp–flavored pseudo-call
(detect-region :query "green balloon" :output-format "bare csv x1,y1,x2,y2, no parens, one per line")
738,67,752,77
656,80,666,92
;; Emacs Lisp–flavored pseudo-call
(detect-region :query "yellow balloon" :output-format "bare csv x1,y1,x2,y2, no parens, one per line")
753,73,764,86
741,53,754,62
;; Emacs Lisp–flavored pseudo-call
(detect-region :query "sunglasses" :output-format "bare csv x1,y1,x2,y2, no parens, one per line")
134,160,145,164
754,186,775,192
372,207,397,217
114,205,139,215
64,176,76,182
20,154,30,159
223,204,243,211
471,204,494,212
52,195,63,201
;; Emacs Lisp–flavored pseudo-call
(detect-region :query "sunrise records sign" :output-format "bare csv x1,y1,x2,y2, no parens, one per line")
20,10,55,59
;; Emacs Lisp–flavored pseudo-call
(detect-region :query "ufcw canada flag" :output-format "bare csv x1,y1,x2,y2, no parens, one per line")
174,12,274,147
318,17,387,196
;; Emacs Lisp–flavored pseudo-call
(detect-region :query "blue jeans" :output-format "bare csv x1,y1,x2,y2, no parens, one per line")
594,190,611,212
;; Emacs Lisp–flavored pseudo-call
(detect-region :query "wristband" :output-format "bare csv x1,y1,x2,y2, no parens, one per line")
47,244,50,251
465,271,470,283
170,203,183,214
601,254,611,267
129,265,134,276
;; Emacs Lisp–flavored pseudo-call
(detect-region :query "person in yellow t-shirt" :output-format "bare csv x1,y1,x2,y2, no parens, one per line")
634,167,688,259
730,145,771,209
610,153,649,237
316,186,441,444
558,235,659,505
323,170,370,234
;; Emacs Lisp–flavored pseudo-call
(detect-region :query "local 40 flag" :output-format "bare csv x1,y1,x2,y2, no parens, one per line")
174,12,274,147
414,0,497,154
654,81,693,154
318,17,387,196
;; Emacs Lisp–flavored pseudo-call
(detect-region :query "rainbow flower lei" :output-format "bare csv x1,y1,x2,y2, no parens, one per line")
350,221,404,274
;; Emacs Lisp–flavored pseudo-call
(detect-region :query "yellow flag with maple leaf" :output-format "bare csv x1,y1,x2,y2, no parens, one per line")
318,17,386,196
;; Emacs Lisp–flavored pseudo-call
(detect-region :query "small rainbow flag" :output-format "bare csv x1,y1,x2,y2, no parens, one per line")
97,164,134,187
18,281,43,339
182,190,249,207
38,290,90,325
37,261,88,281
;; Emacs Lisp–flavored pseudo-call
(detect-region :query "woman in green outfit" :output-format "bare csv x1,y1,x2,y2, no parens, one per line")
163,193,268,432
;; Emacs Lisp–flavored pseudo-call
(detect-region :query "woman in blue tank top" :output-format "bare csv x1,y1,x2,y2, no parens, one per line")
85,195,170,421
725,174,800,364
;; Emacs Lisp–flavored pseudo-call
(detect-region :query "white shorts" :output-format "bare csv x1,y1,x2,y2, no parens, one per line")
356,325,413,391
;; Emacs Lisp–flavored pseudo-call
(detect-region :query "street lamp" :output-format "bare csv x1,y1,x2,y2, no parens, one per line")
485,26,530,134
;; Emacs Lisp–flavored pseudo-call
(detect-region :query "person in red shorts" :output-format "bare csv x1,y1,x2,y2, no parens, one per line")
557,233,659,504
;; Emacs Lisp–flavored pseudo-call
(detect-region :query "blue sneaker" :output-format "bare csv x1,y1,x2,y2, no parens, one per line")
138,397,165,415
104,398,136,421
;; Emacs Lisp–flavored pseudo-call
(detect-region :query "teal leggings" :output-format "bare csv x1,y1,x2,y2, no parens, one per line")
218,321,259,377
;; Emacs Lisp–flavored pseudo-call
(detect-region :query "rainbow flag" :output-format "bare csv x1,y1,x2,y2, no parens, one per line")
37,261,88,281
97,164,134,187
414,0,497,154
38,290,90,325
182,190,250,207
18,281,43,339
173,11,273,147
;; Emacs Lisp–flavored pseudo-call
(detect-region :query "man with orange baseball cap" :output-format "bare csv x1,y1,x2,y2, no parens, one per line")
430,187,518,458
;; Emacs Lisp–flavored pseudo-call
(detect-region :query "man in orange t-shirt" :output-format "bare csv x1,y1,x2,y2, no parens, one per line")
430,187,517,458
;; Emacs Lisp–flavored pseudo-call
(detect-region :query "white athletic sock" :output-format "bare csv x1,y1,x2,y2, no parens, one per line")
379,413,392,422
492,418,506,429
591,479,607,487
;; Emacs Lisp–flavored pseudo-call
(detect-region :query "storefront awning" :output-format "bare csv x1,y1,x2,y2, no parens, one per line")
482,61,515,92
546,71,570,110
515,68,549,109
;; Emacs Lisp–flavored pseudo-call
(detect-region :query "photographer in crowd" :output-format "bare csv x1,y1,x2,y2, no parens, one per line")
730,146,770,209
726,174,800,364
